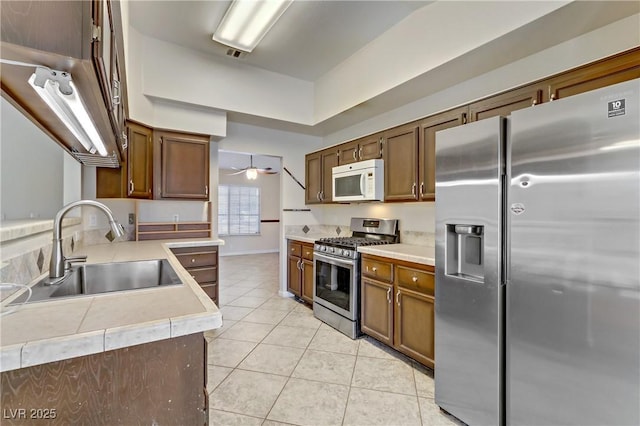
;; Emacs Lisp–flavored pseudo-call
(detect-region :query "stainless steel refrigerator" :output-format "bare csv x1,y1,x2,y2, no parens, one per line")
434,78,639,426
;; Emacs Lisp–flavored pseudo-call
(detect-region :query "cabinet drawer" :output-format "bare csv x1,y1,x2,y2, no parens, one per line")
362,258,393,283
288,241,302,257
188,267,217,283
175,252,217,268
171,246,218,256
301,244,314,261
397,266,434,296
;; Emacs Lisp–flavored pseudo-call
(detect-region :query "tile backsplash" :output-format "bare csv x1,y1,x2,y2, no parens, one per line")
285,224,434,247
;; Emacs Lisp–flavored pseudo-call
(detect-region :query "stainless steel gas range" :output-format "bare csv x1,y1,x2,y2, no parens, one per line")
313,218,399,339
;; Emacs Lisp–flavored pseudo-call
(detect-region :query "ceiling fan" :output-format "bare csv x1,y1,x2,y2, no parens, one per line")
228,155,277,180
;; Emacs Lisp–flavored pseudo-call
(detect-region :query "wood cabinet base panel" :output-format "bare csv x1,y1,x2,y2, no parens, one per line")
1,334,206,425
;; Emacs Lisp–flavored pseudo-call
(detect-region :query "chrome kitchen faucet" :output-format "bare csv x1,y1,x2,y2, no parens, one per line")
48,200,125,282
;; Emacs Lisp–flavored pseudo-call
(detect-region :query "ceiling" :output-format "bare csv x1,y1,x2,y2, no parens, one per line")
128,0,430,81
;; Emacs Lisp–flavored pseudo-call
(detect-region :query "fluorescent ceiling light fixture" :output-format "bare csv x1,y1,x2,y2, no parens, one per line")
213,0,292,52
28,67,108,156
246,167,258,180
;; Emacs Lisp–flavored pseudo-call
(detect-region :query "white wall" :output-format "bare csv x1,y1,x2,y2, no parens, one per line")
218,168,280,256
314,1,569,122
0,97,80,220
323,13,640,146
124,26,228,136
217,122,323,294
131,28,314,126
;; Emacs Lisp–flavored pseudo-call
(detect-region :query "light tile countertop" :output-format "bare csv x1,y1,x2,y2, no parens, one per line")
286,234,435,266
0,238,224,372
358,244,435,266
285,233,331,244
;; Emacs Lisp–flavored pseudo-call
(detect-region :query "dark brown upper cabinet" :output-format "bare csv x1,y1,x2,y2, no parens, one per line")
127,121,154,199
155,130,210,200
547,48,640,101
0,0,125,160
468,84,543,122
383,122,420,202
418,106,468,201
338,132,383,165
305,148,339,204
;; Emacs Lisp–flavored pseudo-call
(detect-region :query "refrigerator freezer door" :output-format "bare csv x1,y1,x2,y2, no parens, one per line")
507,79,640,425
435,116,504,426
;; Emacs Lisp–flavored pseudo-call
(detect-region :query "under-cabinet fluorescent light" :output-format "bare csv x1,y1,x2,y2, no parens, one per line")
213,0,292,52
246,168,258,180
28,67,108,156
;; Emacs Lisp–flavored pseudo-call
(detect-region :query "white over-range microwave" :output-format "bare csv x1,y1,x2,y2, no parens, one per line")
332,159,384,202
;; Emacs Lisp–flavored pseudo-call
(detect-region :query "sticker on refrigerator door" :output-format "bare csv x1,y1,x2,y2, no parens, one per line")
608,99,625,117
510,203,525,215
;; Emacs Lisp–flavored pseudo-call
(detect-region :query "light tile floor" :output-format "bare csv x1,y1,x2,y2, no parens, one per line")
205,253,465,426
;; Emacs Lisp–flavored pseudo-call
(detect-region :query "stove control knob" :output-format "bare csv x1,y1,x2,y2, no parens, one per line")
343,249,351,258
339,249,345,256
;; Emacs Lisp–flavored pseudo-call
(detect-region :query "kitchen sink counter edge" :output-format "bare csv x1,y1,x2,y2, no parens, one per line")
357,244,435,266
0,238,224,372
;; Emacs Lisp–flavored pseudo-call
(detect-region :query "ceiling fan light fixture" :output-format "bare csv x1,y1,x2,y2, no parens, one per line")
212,0,293,52
246,167,258,180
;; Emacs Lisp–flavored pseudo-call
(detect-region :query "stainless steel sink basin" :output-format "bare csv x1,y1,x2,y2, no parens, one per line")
11,259,183,304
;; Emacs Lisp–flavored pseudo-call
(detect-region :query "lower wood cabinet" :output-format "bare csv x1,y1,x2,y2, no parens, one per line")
171,245,219,305
287,240,314,303
0,334,207,425
361,254,435,368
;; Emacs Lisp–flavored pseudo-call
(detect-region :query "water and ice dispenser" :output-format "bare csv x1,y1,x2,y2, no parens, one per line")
445,224,484,281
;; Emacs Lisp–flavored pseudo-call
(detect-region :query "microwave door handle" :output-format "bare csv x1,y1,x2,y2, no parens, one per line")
360,173,366,196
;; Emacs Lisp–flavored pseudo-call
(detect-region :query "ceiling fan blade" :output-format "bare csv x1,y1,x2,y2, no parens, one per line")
230,167,245,171
258,169,278,174
227,170,247,175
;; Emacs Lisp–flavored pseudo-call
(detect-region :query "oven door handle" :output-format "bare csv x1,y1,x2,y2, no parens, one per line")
314,252,355,268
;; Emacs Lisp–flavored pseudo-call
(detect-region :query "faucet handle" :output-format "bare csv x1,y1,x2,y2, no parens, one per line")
64,255,87,271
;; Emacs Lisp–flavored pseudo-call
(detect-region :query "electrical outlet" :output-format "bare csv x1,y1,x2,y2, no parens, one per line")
173,214,179,222
128,213,135,225
89,214,97,227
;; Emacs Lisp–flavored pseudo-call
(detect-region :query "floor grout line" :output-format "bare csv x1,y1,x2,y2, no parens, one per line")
210,253,453,426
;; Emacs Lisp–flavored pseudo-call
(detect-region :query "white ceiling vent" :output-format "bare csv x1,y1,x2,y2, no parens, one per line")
226,48,247,59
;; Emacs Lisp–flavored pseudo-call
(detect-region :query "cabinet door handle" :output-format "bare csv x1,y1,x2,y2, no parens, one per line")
372,266,377,273
353,150,357,161
300,262,305,271
205,185,209,196
358,147,362,159
420,182,424,196
112,79,121,106
291,247,295,252
129,180,134,194
412,276,418,283
317,192,321,201
532,99,538,106
191,258,196,263
320,191,324,201
550,93,557,101
297,259,302,270
396,289,400,306
386,287,391,303
411,183,416,197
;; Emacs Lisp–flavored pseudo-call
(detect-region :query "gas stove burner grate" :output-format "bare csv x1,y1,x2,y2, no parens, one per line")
316,237,394,249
